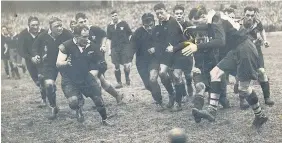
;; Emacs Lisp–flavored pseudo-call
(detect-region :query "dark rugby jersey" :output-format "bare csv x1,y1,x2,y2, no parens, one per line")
5,34,19,50
107,20,132,50
89,26,106,46
131,26,154,59
32,28,73,66
59,39,102,84
1,35,9,59
18,28,46,59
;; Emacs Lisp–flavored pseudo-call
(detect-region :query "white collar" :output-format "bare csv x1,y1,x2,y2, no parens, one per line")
110,20,122,25
27,27,41,38
73,38,91,53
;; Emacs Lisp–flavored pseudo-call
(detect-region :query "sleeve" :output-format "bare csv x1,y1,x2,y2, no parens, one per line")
130,29,140,55
106,25,112,40
17,32,29,59
197,23,226,50
256,21,264,32
58,43,69,55
124,21,132,37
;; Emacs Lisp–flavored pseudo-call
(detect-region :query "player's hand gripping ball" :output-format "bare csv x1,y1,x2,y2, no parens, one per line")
181,42,198,56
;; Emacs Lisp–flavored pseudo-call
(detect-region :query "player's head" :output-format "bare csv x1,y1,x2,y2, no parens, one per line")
173,5,185,22
168,128,187,143
244,6,256,27
110,10,119,24
1,25,9,36
73,25,89,47
49,17,63,37
188,5,207,25
154,3,169,22
28,16,40,33
142,13,155,33
224,7,235,19
70,20,77,31
75,12,88,26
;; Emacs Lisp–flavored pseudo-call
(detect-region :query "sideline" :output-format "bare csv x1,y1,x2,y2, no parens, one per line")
266,31,282,36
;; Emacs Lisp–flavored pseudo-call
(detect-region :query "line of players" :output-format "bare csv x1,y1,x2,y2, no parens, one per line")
1,3,274,129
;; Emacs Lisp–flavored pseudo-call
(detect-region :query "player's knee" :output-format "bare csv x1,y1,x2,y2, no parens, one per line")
245,91,258,105
210,66,223,82
195,82,206,94
258,68,268,82
68,96,79,110
149,74,158,83
238,83,252,98
45,80,56,92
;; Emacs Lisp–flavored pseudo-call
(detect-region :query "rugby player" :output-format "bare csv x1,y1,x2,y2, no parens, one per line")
154,3,193,111
173,5,194,102
17,16,46,105
181,10,268,128
31,17,73,119
75,12,124,104
56,25,113,126
107,10,133,88
131,13,163,111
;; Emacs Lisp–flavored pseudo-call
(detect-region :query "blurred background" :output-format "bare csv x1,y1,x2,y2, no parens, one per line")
1,1,282,33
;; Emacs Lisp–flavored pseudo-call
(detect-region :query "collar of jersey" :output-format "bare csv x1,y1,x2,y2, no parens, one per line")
110,20,121,25
72,38,91,49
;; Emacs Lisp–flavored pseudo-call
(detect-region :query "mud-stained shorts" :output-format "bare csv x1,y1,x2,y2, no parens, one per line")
256,45,265,68
136,57,159,87
61,73,102,99
217,39,259,82
111,44,133,65
40,65,59,81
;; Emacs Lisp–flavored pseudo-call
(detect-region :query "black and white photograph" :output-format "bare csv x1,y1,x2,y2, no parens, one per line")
1,0,282,142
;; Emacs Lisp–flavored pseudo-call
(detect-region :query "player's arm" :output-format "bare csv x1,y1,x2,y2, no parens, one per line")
31,34,43,64
257,21,268,46
17,32,30,59
124,21,133,40
56,44,71,68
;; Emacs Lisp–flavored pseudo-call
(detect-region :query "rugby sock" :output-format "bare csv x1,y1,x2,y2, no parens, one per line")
185,77,193,96
124,69,130,82
174,84,183,104
114,69,121,83
209,81,222,110
97,107,107,120
152,92,162,104
180,83,187,97
260,81,270,99
161,78,174,95
246,91,263,117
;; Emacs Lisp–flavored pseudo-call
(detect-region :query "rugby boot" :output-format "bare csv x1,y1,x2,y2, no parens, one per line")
37,99,47,108
156,103,166,112
126,79,131,86
219,97,231,109
234,83,239,94
192,108,202,123
114,82,123,89
239,96,250,110
102,119,114,126
76,108,84,123
116,93,125,105
192,107,216,122
252,113,268,129
166,92,175,109
48,106,59,120
264,98,274,106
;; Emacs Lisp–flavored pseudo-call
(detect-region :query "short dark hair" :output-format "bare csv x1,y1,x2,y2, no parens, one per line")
223,7,235,13
173,5,184,13
73,25,89,36
188,6,207,20
75,12,87,21
154,3,166,11
2,25,7,29
244,6,255,13
110,10,117,15
142,13,154,25
28,16,39,25
49,17,62,26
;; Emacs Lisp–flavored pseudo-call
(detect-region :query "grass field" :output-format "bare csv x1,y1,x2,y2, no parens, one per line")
1,34,282,143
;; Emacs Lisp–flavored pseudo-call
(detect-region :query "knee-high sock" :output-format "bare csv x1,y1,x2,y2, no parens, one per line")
114,69,121,83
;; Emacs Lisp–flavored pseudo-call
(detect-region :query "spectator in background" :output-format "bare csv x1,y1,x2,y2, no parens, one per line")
69,20,77,33
1,25,12,79
106,10,133,88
